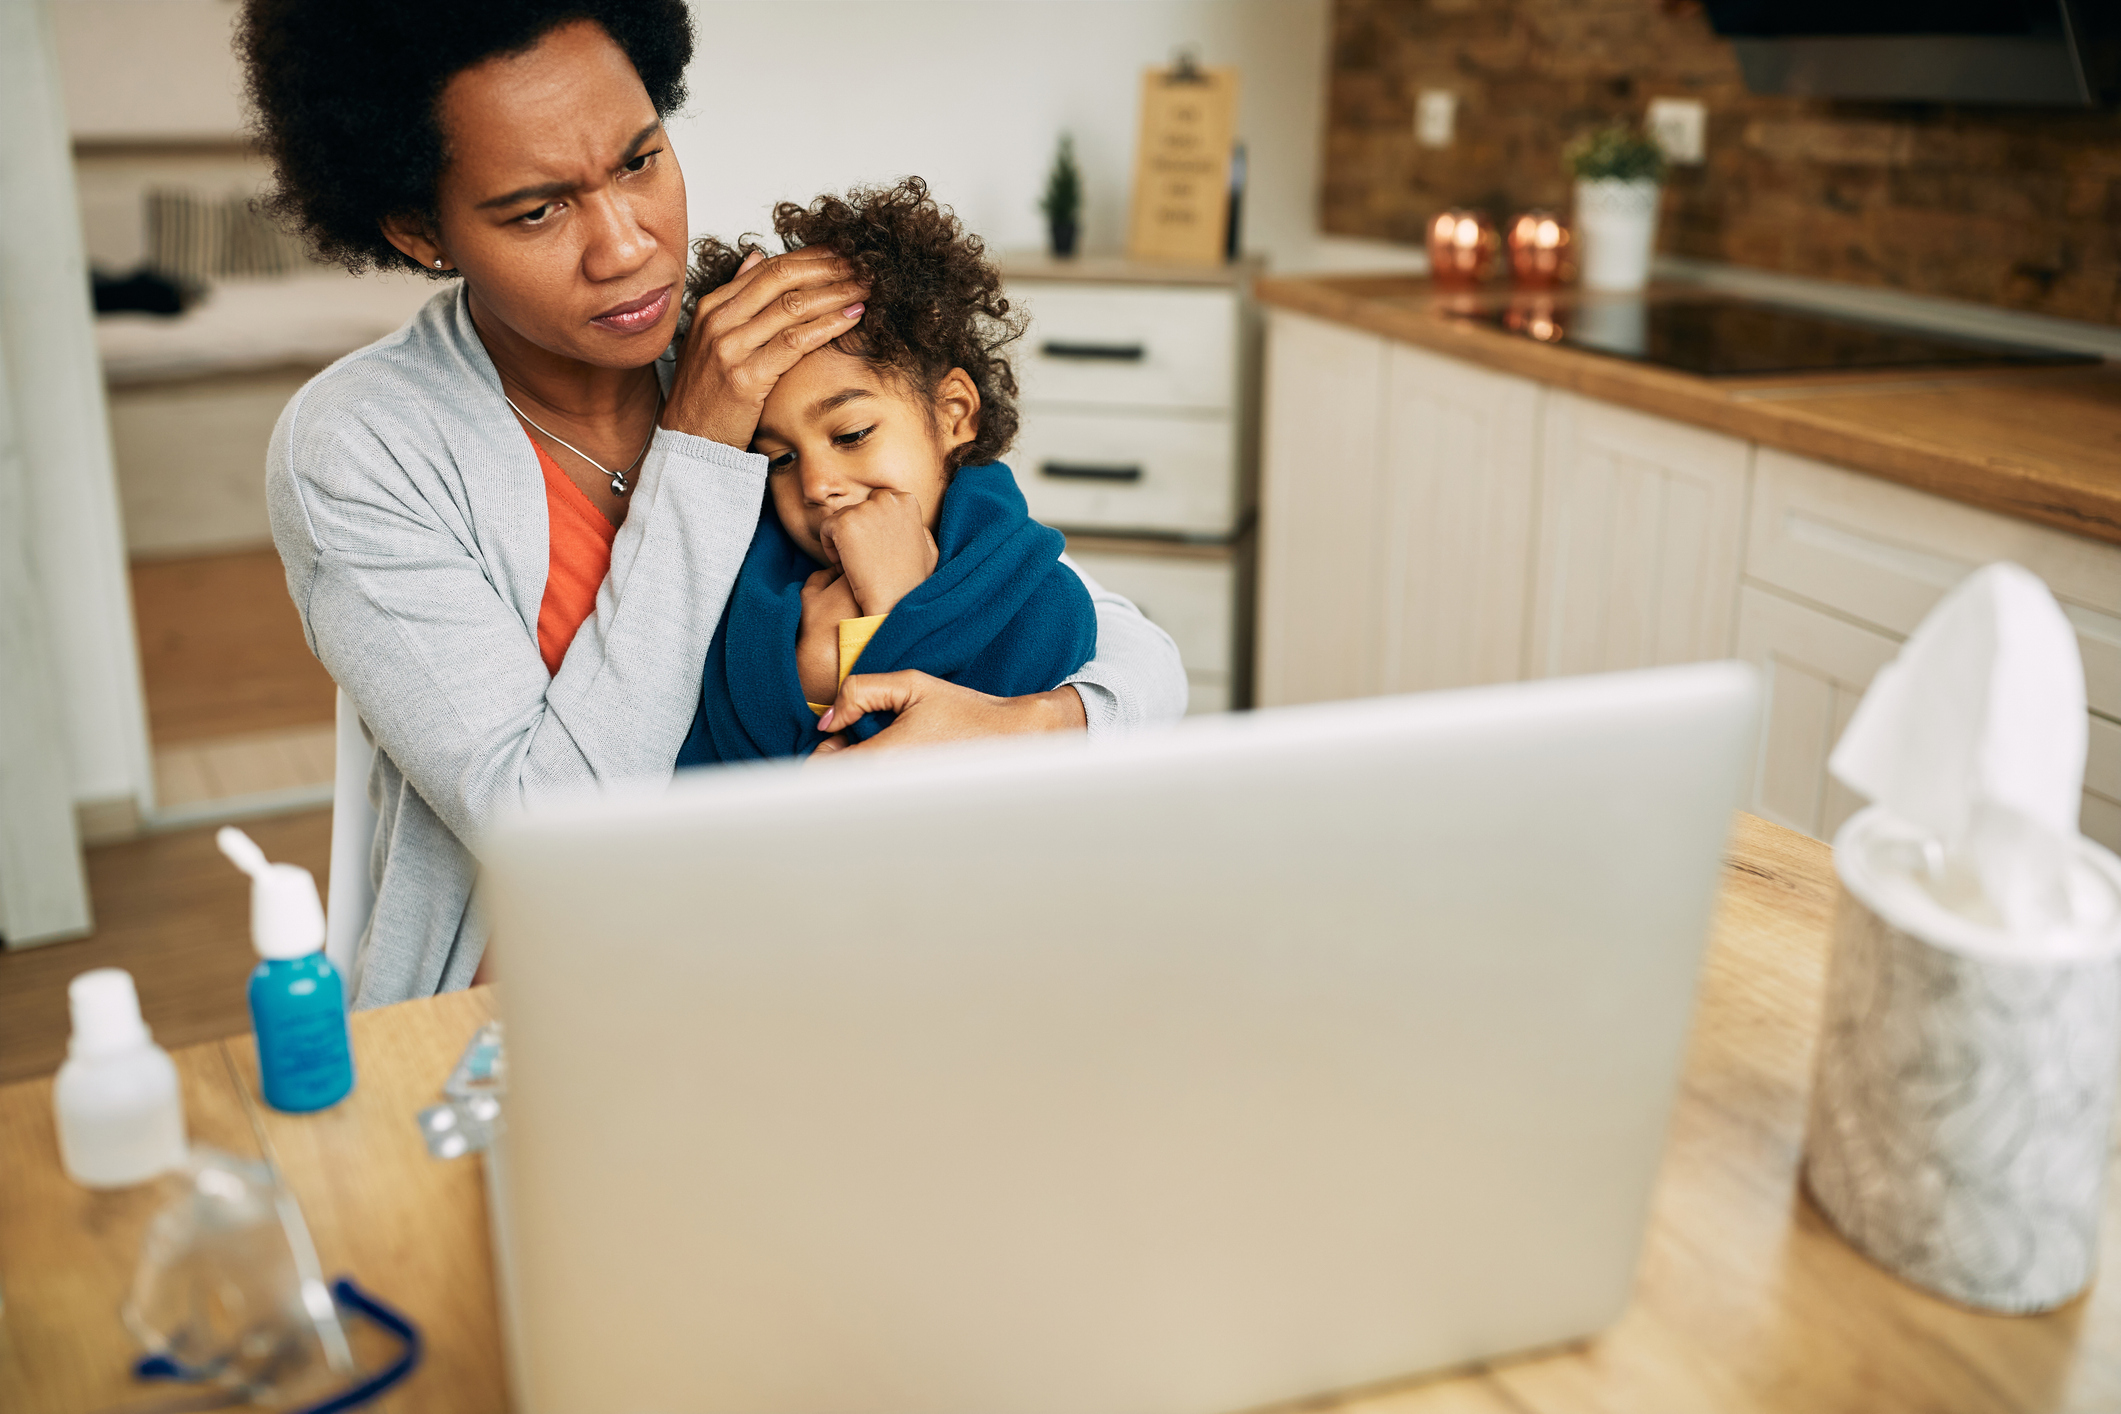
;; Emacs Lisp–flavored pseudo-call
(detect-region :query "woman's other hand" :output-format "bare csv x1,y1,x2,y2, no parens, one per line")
664,249,869,449
812,672,1086,756
820,488,938,617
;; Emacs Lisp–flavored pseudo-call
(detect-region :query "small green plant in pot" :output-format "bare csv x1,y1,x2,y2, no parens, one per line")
1564,124,1667,292
1041,134,1082,259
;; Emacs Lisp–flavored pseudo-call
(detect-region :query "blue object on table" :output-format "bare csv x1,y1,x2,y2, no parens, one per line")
249,952,355,1113
135,1276,420,1411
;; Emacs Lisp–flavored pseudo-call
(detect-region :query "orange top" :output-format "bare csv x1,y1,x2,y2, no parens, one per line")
533,442,619,676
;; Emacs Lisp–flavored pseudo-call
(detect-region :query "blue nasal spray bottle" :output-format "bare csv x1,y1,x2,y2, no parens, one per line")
217,828,355,1113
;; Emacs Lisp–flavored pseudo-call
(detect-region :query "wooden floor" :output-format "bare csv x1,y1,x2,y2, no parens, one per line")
0,550,343,1081
131,547,336,743
0,809,330,1083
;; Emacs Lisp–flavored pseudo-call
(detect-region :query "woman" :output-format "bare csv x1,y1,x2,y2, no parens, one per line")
240,0,1187,1008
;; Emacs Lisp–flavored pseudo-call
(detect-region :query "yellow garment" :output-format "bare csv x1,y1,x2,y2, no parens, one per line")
808,613,888,716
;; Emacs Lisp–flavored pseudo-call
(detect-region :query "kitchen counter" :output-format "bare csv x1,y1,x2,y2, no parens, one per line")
1255,274,2121,547
6,814,2121,1412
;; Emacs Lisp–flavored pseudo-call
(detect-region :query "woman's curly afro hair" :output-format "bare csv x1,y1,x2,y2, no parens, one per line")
237,0,693,274
686,178,1027,472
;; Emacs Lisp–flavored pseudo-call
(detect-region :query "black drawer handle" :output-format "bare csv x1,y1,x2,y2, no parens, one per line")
1041,461,1143,483
1040,340,1146,362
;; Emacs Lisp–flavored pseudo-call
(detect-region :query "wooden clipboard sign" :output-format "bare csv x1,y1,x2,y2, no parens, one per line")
1126,60,1239,266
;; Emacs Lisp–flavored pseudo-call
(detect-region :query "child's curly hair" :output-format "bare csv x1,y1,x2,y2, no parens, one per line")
684,178,1026,470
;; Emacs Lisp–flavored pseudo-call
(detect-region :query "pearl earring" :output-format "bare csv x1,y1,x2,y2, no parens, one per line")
434,259,445,269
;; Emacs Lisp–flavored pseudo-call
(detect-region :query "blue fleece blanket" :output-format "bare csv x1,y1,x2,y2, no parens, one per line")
675,462,1098,765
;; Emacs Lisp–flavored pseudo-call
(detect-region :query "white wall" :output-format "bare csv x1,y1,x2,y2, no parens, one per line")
671,0,1331,265
51,0,1423,273
8,0,155,819
51,0,248,141
2,0,144,938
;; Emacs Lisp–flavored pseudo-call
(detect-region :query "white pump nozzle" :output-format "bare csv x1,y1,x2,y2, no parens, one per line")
216,826,271,878
68,967,152,1059
216,827,326,961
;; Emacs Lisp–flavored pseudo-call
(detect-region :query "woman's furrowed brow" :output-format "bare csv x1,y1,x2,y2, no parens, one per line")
616,119,663,163
476,178,573,212
473,120,663,211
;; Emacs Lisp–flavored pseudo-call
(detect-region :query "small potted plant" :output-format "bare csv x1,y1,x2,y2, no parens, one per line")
1041,134,1082,260
1563,124,1667,292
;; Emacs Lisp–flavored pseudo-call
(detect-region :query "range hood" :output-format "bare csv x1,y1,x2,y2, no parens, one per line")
1704,0,2119,107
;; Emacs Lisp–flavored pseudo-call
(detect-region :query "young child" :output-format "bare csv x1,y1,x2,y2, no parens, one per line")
674,178,1097,764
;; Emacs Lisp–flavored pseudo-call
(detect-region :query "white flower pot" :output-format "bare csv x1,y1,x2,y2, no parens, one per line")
1574,178,1661,292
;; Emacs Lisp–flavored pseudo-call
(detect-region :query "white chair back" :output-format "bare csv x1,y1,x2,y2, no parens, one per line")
325,688,378,977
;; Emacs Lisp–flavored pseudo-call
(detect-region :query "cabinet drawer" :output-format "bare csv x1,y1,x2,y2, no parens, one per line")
1011,283,1235,411
1746,448,2121,720
1010,410,1235,537
1065,545,1234,714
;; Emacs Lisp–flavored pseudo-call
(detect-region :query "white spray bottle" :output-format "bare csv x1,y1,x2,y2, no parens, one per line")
53,968,189,1187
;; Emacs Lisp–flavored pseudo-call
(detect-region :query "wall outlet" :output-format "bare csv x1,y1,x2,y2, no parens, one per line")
1646,97,1706,165
1416,90,1457,149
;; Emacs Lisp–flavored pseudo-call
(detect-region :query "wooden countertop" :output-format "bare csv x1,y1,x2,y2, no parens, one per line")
6,814,2120,1412
1254,275,2121,548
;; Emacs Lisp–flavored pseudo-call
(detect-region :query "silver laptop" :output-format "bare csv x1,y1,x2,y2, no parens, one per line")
483,661,1758,1414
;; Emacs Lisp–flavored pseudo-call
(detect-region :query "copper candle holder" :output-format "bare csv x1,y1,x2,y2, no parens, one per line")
1506,210,1571,289
1502,295,1564,344
1427,209,1500,288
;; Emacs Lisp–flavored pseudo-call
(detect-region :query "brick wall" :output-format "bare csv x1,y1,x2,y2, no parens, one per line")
1322,0,2121,325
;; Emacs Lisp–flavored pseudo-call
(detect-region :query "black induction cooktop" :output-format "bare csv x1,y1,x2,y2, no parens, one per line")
1466,296,2100,378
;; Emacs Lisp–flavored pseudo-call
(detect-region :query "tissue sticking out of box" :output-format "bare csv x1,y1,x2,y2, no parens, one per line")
1829,562,2119,957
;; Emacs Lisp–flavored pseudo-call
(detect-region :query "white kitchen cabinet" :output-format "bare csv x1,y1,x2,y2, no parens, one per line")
1254,310,1389,707
2088,714,2121,855
1737,582,2121,854
1006,271,1246,541
1746,447,2121,720
1066,542,1234,715
1734,586,1899,842
1003,260,1255,708
1253,317,2121,851
1377,345,1541,693
1740,447,2121,850
1528,393,1751,678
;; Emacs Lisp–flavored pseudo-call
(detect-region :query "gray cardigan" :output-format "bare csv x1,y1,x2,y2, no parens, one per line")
267,286,1186,1009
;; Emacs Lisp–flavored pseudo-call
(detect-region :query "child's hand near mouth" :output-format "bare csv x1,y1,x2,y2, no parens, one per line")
821,488,939,617
796,489,939,705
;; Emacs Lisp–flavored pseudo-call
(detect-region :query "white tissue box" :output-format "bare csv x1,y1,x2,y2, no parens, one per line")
1804,806,2121,1313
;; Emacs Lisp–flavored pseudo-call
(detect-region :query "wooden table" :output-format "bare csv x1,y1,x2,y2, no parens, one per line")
5,814,2118,1412
0,986,504,1412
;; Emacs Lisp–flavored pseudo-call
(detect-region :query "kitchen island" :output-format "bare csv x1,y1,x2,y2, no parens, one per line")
4,814,2119,1412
